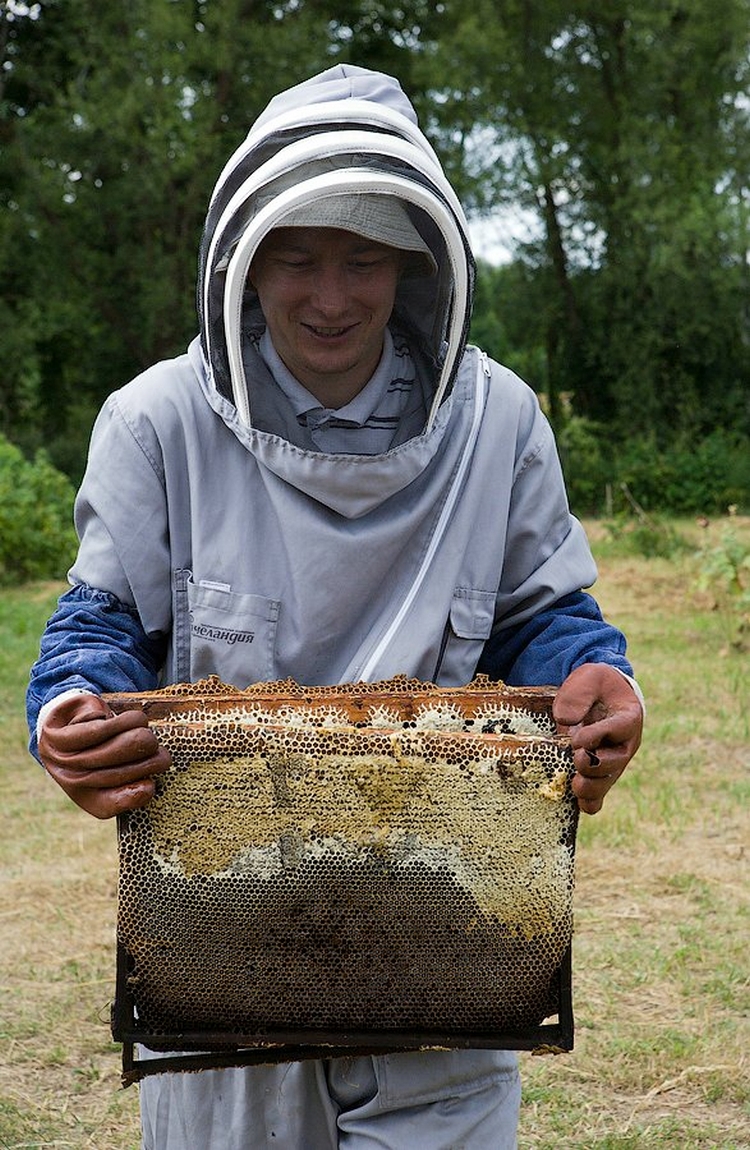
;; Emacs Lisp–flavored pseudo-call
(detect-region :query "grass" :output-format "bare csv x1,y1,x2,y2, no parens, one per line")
0,584,141,1148
0,516,748,1148
518,516,750,1148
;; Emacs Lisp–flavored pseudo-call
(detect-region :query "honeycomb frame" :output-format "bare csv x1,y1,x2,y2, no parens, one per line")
108,675,578,1083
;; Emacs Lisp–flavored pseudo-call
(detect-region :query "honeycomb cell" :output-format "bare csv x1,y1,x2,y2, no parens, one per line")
110,675,577,1044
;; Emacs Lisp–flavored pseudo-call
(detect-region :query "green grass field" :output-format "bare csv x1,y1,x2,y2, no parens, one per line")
1,518,748,1148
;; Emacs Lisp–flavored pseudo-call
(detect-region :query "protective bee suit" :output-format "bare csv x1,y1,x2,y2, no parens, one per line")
27,64,637,1149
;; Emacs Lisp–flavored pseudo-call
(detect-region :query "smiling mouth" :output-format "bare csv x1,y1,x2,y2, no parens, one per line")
303,323,356,338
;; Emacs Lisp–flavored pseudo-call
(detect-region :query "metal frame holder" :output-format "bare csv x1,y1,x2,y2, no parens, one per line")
112,939,573,1086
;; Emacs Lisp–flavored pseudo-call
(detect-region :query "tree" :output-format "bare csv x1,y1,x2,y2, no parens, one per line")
1,0,748,483
0,0,333,474
419,0,750,439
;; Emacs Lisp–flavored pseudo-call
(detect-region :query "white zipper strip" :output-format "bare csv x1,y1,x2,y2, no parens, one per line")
356,350,490,682
210,99,447,207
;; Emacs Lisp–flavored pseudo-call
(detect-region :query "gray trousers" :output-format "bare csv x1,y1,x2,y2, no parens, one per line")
140,1049,521,1149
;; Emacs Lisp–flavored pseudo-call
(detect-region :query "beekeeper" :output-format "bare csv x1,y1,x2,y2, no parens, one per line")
28,64,643,1149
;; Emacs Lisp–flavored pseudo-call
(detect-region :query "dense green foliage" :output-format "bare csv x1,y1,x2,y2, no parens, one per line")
0,434,77,584
1,0,748,504
555,420,750,517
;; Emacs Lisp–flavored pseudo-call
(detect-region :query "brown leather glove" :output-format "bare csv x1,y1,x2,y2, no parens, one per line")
38,692,171,819
553,663,643,815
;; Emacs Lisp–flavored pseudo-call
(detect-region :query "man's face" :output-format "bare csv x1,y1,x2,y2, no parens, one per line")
249,227,401,407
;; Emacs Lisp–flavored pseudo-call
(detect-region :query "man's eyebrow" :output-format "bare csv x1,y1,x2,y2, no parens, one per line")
265,240,312,256
350,241,392,253
264,237,393,256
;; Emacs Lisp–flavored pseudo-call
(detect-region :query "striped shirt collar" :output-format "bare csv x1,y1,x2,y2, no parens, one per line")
257,326,421,454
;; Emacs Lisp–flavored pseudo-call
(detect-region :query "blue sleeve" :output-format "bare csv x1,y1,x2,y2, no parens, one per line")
26,583,168,762
477,591,633,687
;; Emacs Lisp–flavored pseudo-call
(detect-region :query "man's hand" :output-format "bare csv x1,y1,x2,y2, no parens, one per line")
553,664,643,815
38,693,171,819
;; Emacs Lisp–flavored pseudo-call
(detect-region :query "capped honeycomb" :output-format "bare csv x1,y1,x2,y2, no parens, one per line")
110,675,577,1049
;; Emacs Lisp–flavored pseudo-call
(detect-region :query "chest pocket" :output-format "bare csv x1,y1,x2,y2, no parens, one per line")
177,574,281,687
435,588,496,684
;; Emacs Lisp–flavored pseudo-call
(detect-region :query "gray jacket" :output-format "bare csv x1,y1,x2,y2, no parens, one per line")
67,64,597,691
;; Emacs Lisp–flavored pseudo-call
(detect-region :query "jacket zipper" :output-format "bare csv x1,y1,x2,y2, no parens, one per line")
356,350,490,681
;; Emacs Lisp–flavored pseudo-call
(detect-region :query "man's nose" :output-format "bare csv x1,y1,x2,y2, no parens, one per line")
312,265,349,313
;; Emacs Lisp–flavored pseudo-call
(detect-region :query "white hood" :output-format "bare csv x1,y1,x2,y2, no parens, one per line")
196,64,476,433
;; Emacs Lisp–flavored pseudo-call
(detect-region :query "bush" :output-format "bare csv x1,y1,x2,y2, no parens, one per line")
695,517,750,651
557,416,610,516
0,435,77,585
614,430,750,516
560,427,750,518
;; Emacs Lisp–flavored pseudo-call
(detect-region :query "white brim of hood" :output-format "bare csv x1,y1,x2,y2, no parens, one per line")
221,169,469,432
